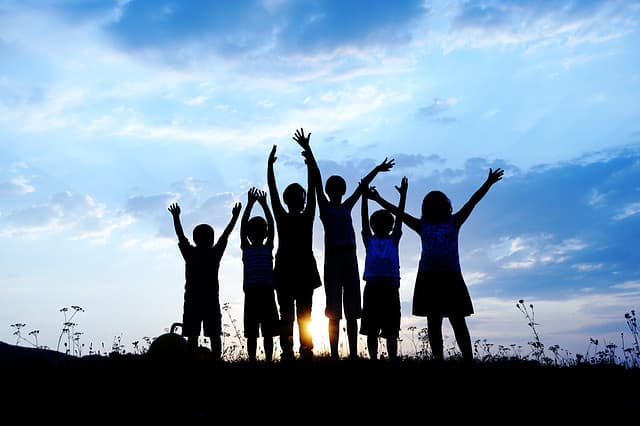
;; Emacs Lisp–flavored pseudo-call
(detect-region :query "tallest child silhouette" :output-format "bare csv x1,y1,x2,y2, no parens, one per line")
267,129,321,361
298,131,394,359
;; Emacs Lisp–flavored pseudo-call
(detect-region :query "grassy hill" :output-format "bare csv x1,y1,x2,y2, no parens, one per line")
2,342,638,422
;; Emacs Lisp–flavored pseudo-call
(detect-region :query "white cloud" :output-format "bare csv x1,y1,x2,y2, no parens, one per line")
587,188,606,207
0,177,35,195
439,1,637,54
571,263,604,272
0,191,133,242
613,201,640,220
491,234,587,270
611,280,640,290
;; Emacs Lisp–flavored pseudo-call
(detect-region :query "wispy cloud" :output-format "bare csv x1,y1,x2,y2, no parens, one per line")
417,97,458,123
0,177,35,195
0,191,133,242
440,1,638,53
613,201,640,220
490,234,587,270
611,280,640,290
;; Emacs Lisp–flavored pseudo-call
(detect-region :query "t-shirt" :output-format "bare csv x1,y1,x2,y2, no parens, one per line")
178,240,226,295
242,243,274,291
320,203,356,248
363,233,401,284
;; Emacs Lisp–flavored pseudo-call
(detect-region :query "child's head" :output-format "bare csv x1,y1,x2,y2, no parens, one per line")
325,175,346,202
246,216,268,245
370,209,394,237
421,190,452,223
283,183,306,213
193,224,214,247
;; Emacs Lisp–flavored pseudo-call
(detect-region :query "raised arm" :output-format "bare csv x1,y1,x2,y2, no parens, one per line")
343,157,395,209
240,188,258,249
368,186,421,233
255,188,275,246
454,167,504,228
216,202,242,250
294,128,327,209
168,202,188,244
393,176,408,238
361,180,371,242
267,145,286,218
291,128,316,217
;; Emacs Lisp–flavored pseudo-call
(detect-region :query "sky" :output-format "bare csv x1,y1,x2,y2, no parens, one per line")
1,0,639,360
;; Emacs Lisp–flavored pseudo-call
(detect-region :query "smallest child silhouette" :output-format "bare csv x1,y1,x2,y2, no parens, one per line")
360,177,407,361
168,201,241,359
240,187,280,362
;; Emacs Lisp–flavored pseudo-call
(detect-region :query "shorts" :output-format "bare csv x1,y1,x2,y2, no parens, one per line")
323,246,362,320
360,278,400,339
243,286,280,338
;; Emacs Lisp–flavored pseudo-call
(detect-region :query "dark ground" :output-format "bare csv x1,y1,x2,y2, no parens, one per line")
1,341,638,422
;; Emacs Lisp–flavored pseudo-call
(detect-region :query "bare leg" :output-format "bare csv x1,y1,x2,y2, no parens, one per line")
329,318,340,359
264,337,274,362
449,315,473,363
427,315,444,361
247,337,257,362
210,335,221,361
346,318,358,359
387,337,398,361
367,335,378,360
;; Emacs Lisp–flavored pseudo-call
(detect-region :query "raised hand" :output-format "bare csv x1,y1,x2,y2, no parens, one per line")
395,176,408,196
232,202,242,217
367,186,380,201
292,128,311,150
168,202,181,217
376,157,395,173
487,168,504,185
254,188,267,204
248,187,258,204
268,145,278,164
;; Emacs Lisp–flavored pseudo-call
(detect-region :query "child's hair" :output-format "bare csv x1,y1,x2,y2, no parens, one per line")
246,216,268,245
325,175,346,198
283,183,306,210
193,224,214,247
370,209,394,236
421,190,452,224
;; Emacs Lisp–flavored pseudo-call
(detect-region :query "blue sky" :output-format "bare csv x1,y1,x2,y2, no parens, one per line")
1,0,639,359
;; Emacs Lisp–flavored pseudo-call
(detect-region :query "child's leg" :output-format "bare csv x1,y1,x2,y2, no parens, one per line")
367,335,378,360
386,337,398,361
346,318,358,359
328,318,340,358
209,335,221,360
264,337,274,362
277,290,295,360
186,335,199,352
296,291,314,358
427,314,444,361
247,337,257,362
449,315,472,363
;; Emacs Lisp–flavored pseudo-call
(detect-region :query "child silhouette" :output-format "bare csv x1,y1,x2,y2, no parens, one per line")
360,177,407,361
168,201,241,359
267,131,321,361
240,187,279,362
298,132,395,359
369,168,504,363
